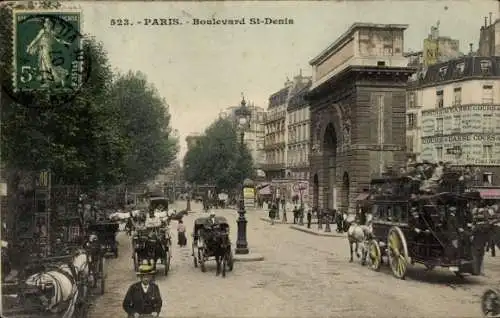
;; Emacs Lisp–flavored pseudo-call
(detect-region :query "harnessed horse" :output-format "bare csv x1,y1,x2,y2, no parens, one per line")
346,213,373,263
24,248,90,315
204,226,231,277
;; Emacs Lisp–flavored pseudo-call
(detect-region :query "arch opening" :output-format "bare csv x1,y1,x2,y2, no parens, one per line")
322,123,337,210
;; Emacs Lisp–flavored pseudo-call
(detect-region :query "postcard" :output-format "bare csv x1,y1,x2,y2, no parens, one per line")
1,1,500,318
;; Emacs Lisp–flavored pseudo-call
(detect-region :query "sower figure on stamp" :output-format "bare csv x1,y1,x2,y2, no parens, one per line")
123,263,163,318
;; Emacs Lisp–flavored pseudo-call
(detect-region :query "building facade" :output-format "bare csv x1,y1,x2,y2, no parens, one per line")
307,22,415,214
286,78,312,181
220,102,267,169
185,133,203,151
263,82,289,180
406,55,500,184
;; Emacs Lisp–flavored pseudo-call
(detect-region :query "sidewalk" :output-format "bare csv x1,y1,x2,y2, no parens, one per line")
289,224,346,237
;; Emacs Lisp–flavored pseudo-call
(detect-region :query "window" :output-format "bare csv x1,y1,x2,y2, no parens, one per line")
453,87,462,105
483,145,493,159
407,92,416,108
455,62,465,76
483,85,494,104
484,114,494,133
452,115,461,132
436,146,443,160
480,60,492,74
436,90,444,108
406,136,414,153
407,113,416,129
436,118,444,134
438,66,448,79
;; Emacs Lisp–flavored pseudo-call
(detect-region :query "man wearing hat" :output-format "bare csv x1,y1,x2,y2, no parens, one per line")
123,262,163,317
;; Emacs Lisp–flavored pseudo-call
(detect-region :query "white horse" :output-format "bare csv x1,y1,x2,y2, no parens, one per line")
347,214,373,263
24,249,90,315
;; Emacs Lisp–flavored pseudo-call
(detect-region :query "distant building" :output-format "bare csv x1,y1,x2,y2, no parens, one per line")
185,133,203,151
478,12,500,57
286,74,312,181
263,80,290,180
219,101,267,169
423,22,462,67
406,55,500,186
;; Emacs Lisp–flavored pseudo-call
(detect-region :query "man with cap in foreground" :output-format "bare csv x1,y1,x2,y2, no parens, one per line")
123,262,163,317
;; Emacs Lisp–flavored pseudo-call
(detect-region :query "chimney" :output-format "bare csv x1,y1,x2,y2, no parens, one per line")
485,16,488,28
490,12,493,25
469,43,474,55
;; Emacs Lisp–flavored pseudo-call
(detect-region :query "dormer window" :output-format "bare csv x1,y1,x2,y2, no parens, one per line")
455,62,465,76
439,66,448,79
480,60,492,74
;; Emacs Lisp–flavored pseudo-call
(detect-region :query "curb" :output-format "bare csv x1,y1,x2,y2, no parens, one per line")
259,217,285,224
289,225,346,238
233,253,265,262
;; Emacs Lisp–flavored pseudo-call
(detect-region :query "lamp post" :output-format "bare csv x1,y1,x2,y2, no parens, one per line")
185,182,191,212
234,94,252,255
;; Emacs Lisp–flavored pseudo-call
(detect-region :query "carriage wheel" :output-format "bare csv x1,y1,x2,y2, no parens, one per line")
99,257,106,295
482,288,500,317
199,249,206,272
228,250,234,271
367,239,382,271
387,227,409,280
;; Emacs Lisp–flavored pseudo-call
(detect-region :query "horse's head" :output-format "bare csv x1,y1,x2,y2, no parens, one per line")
24,272,57,309
69,248,89,275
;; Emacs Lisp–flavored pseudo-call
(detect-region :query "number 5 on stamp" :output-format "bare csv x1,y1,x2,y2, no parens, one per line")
13,10,83,92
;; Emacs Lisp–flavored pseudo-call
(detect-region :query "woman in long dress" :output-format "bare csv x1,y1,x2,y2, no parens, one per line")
177,220,187,247
26,18,71,87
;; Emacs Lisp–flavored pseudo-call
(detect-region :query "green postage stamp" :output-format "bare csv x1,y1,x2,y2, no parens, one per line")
13,10,83,92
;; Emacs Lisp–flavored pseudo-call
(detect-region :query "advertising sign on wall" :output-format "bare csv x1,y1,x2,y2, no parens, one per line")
243,187,255,208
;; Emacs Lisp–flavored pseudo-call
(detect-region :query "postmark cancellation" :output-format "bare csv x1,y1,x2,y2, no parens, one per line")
12,9,84,93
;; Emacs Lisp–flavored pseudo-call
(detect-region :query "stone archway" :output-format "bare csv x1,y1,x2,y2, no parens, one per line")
322,123,337,210
313,173,319,209
342,172,349,213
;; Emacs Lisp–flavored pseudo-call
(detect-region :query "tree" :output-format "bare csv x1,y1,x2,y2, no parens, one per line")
183,118,254,191
109,71,179,186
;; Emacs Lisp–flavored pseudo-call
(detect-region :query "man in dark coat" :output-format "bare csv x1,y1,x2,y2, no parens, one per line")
123,264,163,317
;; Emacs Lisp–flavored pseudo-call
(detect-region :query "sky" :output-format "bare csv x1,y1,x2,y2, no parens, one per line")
77,0,499,160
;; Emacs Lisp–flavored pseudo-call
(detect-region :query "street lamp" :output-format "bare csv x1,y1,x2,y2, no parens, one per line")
234,94,252,255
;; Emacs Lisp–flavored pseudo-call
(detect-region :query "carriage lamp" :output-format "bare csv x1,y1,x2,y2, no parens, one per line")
234,94,252,255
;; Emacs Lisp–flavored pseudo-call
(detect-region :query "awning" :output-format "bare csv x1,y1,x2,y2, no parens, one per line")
478,188,500,200
355,193,370,201
259,186,271,195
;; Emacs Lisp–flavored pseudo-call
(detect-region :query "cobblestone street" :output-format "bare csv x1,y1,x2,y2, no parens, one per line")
89,202,499,317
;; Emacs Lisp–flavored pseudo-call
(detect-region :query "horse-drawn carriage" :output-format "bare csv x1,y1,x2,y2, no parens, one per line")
87,222,119,258
360,176,492,279
2,252,91,318
132,224,171,275
192,216,234,276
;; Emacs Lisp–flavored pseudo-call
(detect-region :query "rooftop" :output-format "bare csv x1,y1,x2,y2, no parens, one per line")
309,22,409,66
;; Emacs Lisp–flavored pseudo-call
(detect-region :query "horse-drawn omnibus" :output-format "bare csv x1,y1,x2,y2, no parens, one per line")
361,176,492,279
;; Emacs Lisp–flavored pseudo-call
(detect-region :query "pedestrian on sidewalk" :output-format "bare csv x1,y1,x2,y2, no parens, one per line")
269,203,277,225
177,219,187,247
123,263,163,318
307,210,312,228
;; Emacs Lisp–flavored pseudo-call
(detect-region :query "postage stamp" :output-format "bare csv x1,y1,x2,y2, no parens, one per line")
12,10,85,93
